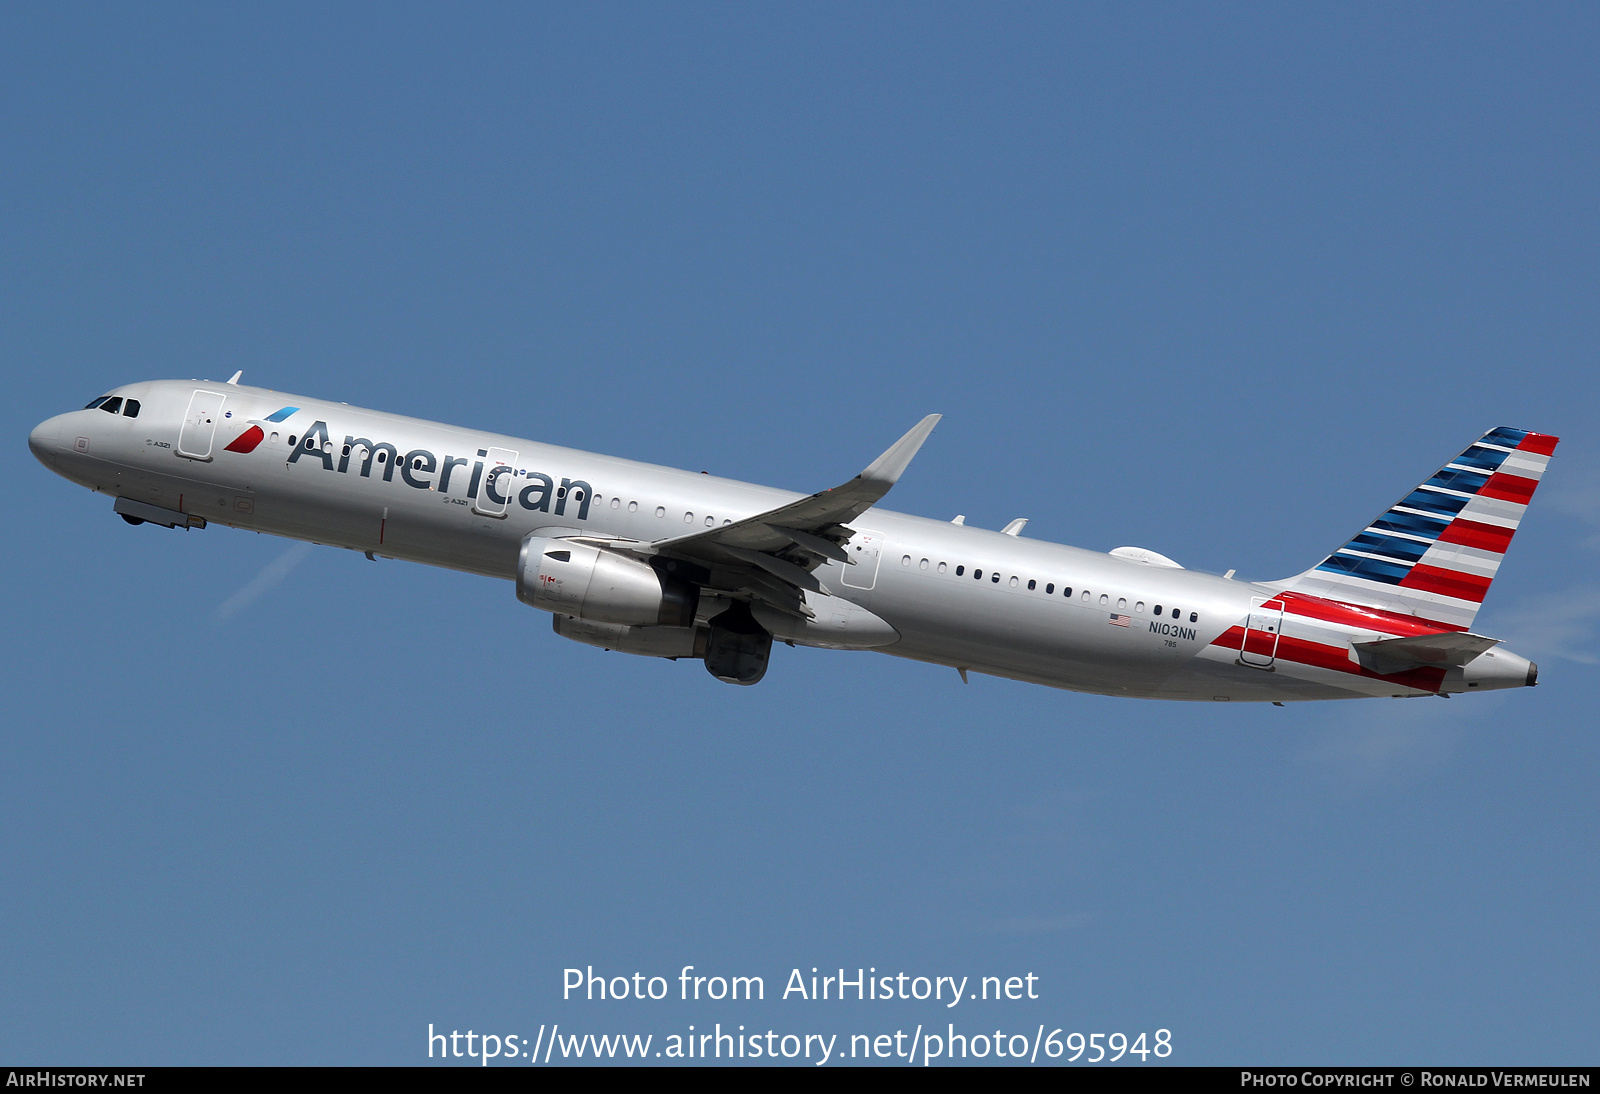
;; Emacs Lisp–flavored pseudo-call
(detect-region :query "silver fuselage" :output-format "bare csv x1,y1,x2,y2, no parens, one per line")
29,380,1536,701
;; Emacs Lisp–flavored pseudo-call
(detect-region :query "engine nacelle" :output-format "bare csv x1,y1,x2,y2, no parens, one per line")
552,615,707,659
517,536,697,627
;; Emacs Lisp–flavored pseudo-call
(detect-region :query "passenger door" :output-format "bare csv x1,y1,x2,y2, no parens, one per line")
177,390,228,460
472,447,519,517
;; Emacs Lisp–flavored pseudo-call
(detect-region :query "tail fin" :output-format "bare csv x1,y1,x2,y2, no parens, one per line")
1278,426,1559,631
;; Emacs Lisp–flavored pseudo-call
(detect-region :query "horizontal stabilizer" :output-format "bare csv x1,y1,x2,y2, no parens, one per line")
1351,631,1499,674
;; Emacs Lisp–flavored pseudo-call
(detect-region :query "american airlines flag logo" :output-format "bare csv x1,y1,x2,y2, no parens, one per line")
1294,425,1560,631
1108,613,1131,627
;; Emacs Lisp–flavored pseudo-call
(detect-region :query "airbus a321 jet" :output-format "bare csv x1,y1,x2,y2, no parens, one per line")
30,376,1557,701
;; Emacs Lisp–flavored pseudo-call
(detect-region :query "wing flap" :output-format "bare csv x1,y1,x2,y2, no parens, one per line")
719,544,824,593
765,524,851,564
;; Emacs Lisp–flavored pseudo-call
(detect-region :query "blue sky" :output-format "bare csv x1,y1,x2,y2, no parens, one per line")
3,3,1597,1065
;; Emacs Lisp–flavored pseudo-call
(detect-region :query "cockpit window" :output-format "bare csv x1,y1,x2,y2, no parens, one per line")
122,399,141,418
98,397,123,414
85,396,109,409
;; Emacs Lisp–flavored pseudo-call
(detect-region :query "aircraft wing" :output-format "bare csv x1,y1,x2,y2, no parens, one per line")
638,414,941,616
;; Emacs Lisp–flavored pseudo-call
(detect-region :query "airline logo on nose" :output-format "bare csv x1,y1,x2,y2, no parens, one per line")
223,407,298,454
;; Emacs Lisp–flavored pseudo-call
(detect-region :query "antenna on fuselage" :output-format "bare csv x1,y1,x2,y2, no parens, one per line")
226,370,243,385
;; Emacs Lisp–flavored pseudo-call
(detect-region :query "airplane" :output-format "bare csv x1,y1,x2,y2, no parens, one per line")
29,375,1557,701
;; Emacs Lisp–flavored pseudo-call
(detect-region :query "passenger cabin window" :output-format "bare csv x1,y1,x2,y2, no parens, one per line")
1172,607,1180,618
1190,612,1198,622
938,562,948,574
1046,583,1054,594
956,566,964,576
1154,605,1163,615
1027,579,1036,590
974,569,983,580
99,397,123,415
122,399,140,418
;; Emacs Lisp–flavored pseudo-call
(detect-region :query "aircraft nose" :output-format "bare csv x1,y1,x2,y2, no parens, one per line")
29,416,62,470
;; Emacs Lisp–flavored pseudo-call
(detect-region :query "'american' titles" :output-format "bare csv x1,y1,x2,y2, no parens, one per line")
286,420,595,520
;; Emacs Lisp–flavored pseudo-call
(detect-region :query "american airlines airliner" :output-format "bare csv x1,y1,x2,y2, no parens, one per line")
30,376,1556,701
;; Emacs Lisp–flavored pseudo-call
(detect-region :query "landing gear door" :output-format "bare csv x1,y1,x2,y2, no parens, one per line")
1240,597,1285,668
177,390,228,461
473,448,519,517
841,529,884,591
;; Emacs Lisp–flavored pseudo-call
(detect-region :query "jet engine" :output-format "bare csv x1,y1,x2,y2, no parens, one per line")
517,536,698,627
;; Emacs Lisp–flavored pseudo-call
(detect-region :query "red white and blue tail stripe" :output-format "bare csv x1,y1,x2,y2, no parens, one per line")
1279,426,1559,631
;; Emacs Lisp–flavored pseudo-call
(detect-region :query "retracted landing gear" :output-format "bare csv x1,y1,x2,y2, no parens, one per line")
112,497,205,530
704,602,773,686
